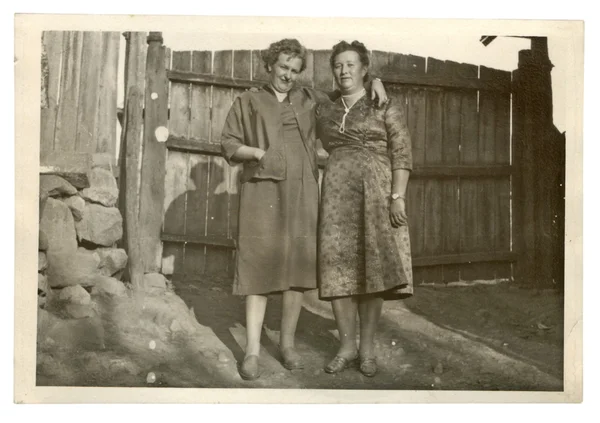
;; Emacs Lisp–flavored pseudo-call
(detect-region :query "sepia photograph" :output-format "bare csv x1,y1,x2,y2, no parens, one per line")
13,13,584,404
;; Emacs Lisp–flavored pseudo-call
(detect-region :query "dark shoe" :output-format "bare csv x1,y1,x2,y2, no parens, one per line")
239,355,260,380
281,347,304,370
359,357,377,377
324,354,358,374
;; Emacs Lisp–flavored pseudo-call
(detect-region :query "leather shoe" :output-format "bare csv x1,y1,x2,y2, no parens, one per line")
324,354,358,374
359,357,377,377
281,347,304,370
239,355,260,380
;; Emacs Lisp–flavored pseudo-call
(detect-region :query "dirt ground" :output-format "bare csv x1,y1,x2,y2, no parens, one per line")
36,275,564,391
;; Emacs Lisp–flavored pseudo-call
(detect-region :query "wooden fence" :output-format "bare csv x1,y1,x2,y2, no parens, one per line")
131,39,516,285
40,31,120,169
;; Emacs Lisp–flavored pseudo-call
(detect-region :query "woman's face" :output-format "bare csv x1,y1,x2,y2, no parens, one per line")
332,50,368,94
268,53,303,94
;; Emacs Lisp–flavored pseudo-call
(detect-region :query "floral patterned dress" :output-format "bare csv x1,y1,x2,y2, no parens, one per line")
316,95,414,300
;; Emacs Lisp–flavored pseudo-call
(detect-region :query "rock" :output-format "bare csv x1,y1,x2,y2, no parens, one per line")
40,152,91,189
38,273,50,295
75,204,123,247
59,285,91,305
146,372,156,384
64,303,94,319
40,175,78,198
97,248,128,277
142,273,167,293
62,195,86,221
433,361,444,375
169,319,183,333
218,351,231,363
91,276,127,298
109,358,140,376
38,251,48,272
39,230,49,251
40,198,78,256
46,247,101,288
80,168,119,207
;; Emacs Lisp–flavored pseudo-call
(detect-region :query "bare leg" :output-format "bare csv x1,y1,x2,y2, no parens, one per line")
280,289,305,349
357,295,384,358
331,296,359,358
245,294,268,358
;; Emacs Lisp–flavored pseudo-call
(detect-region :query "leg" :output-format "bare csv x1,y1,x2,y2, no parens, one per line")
357,295,384,358
324,296,359,373
357,295,384,377
279,289,305,369
280,289,304,349
331,296,359,358
239,294,268,380
244,294,268,357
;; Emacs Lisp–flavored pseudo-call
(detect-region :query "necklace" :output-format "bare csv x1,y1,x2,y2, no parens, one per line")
339,88,366,133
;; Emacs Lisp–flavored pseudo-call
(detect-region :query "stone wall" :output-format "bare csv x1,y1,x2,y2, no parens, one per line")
38,166,129,317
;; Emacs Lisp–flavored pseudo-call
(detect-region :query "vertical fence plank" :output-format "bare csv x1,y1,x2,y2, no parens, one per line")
422,58,445,284
55,31,84,152
140,32,168,273
477,66,500,281
206,51,234,276
297,49,314,88
440,61,463,283
76,32,103,153
252,49,269,82
182,50,213,278
403,54,427,284
95,32,120,161
313,50,333,92
493,69,512,280
43,31,64,106
458,63,480,281
369,50,390,76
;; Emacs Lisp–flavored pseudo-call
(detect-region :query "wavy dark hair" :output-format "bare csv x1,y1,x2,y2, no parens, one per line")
261,38,308,73
329,40,370,70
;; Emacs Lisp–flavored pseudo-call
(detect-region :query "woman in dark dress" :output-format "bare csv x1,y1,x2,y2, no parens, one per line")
316,41,413,377
221,39,387,380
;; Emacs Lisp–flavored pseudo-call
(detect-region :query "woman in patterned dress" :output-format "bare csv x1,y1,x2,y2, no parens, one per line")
221,39,387,381
316,41,413,377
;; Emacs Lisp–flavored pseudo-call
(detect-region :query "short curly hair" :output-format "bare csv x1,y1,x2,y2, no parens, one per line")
330,40,370,70
261,38,308,73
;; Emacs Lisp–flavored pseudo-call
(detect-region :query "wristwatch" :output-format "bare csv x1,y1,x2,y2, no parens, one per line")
391,193,405,201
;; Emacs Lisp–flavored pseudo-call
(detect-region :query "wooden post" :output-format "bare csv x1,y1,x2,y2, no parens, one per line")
118,31,148,287
512,37,557,287
139,32,168,273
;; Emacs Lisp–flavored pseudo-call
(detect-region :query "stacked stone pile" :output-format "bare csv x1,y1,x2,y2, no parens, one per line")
38,167,129,317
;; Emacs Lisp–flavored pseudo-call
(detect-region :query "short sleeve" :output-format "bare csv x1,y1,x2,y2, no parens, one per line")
384,99,413,171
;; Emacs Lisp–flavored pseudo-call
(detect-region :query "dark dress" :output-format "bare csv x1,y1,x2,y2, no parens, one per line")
232,97,319,295
316,96,414,300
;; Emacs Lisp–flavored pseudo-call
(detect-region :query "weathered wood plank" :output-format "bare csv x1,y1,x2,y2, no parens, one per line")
458,63,480,281
161,233,235,248
163,150,189,236
40,104,57,159
313,50,333,92
206,51,234,275
55,31,84,152
252,49,270,82
413,251,517,267
76,32,103,153
422,58,445,283
297,49,314,88
477,66,501,280
169,51,192,138
95,32,120,160
139,32,169,273
122,87,144,287
42,31,64,106
183,154,210,276
440,61,464,283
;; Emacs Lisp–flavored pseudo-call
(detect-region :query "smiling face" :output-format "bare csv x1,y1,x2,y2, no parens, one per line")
267,53,303,94
332,50,368,95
